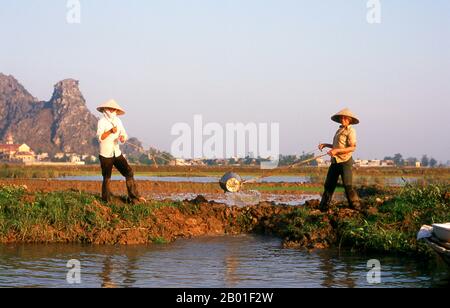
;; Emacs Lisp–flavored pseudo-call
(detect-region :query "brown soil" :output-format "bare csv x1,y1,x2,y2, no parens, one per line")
1,188,372,250
0,179,397,248
0,191,300,245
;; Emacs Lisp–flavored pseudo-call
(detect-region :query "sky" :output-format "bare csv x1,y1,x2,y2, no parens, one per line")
1,0,449,162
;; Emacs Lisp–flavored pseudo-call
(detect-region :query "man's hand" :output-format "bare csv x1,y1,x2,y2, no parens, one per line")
328,149,339,157
319,143,331,151
101,127,117,141
119,135,126,143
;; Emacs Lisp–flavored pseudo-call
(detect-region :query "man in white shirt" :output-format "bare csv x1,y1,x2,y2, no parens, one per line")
96,99,146,204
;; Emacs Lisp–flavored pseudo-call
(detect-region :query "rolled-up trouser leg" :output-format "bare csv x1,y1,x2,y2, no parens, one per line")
342,158,360,209
125,177,140,200
99,155,114,202
320,191,334,212
102,178,112,202
344,185,360,209
320,162,340,212
114,155,141,200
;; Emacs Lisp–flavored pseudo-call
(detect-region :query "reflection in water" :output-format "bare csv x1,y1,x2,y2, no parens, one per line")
122,255,138,287
100,257,116,288
0,236,449,288
224,255,240,287
319,253,357,288
223,241,242,287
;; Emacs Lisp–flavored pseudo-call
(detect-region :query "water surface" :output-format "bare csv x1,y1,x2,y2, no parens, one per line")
0,235,448,288
57,175,427,186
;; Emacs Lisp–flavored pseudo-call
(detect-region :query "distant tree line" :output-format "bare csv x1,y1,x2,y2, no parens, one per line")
384,153,440,167
123,150,444,167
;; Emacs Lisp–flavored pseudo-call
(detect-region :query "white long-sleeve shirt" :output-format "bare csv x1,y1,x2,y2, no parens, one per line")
96,116,128,158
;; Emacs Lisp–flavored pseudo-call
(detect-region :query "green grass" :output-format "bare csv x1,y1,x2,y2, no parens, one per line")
0,186,103,240
338,184,450,255
0,182,448,258
0,185,184,242
276,207,329,240
270,183,449,256
0,164,96,179
151,236,169,244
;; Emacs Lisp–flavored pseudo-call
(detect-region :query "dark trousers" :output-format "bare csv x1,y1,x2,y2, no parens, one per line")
320,158,360,210
99,155,140,202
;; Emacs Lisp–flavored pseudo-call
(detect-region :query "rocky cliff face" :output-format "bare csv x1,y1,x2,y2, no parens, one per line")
47,79,99,154
0,74,37,136
0,73,140,155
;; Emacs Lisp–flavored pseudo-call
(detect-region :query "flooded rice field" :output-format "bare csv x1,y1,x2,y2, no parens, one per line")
57,175,428,187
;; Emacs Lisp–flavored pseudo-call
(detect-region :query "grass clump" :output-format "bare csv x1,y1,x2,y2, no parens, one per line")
151,236,169,244
274,207,330,246
272,184,448,256
0,186,108,241
338,184,449,255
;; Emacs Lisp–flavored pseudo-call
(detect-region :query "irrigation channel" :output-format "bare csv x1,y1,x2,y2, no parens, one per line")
0,235,448,288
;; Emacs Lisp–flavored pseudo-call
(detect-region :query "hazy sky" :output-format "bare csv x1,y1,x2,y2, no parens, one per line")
1,1,449,162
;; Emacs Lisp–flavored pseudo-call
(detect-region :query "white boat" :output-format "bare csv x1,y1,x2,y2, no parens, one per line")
432,223,450,243
417,224,450,266
424,237,450,266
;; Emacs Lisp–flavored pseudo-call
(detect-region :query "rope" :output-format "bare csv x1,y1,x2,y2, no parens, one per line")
124,141,173,165
100,115,173,166
243,153,328,184
125,139,328,187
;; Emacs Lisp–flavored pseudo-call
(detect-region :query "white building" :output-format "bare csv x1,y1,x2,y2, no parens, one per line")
0,134,36,163
69,155,81,163
316,158,331,167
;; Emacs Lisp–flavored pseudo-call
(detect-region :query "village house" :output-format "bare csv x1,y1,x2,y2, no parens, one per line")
381,160,395,167
36,153,50,161
54,153,65,160
82,154,98,163
316,157,331,167
355,159,402,167
69,155,81,163
0,134,36,163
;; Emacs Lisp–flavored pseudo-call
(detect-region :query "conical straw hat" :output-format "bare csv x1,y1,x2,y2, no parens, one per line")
96,99,125,115
331,108,359,125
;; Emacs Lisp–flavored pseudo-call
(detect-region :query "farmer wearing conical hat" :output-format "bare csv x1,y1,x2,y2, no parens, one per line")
96,99,146,204
318,108,361,212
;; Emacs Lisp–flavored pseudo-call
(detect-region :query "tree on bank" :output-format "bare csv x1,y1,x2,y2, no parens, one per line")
384,153,404,166
421,155,429,167
384,153,439,167
429,158,438,168
393,153,404,166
